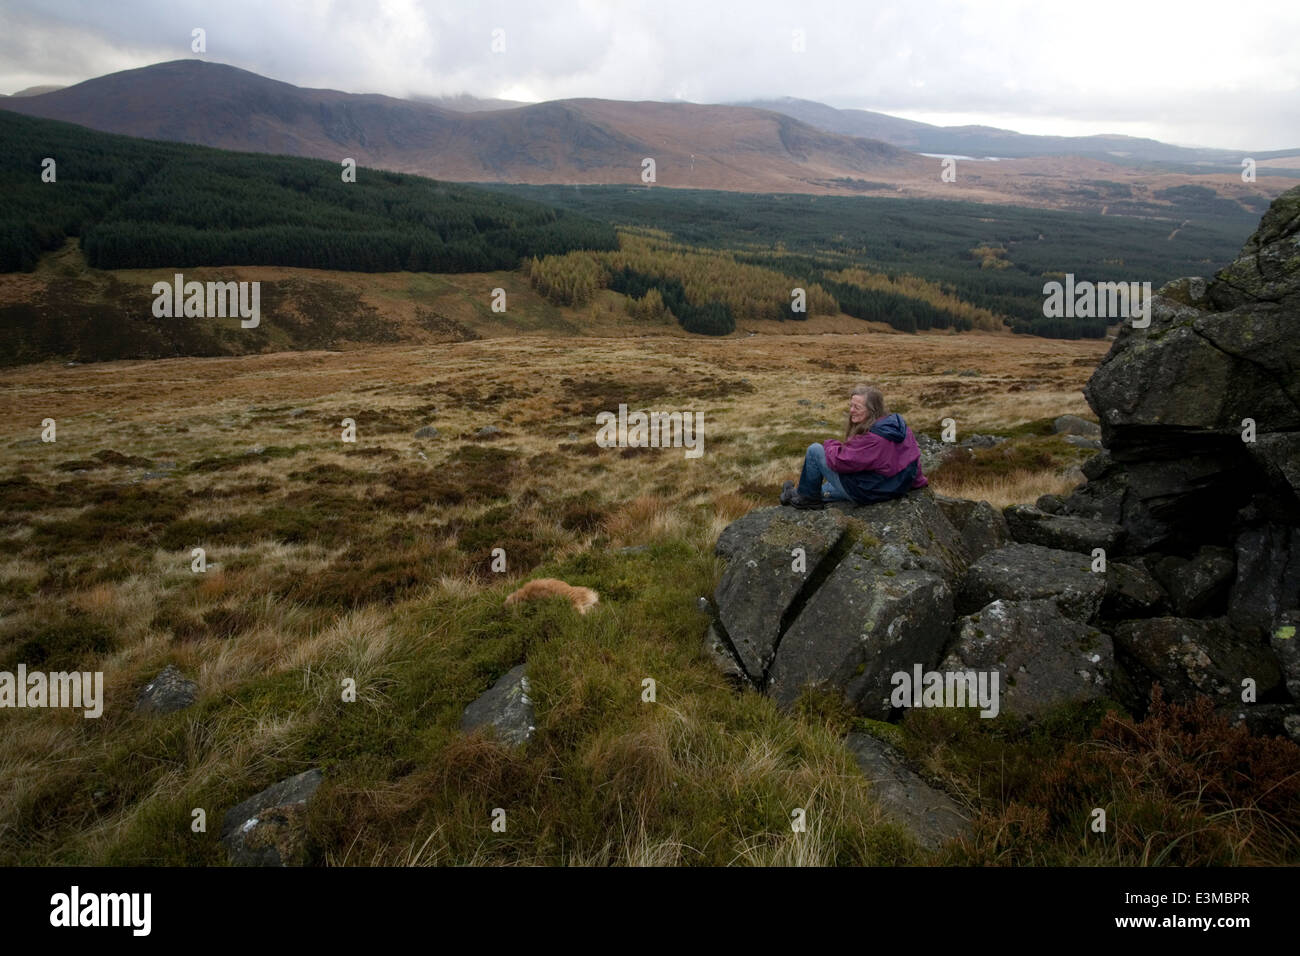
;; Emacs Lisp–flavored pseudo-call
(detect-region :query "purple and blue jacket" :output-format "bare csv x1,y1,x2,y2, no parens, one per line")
822,412,928,503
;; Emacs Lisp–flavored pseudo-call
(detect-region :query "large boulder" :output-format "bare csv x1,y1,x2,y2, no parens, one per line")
713,508,849,682
941,599,1115,718
1112,618,1283,707
1003,504,1123,554
766,544,952,717
712,491,966,715
959,543,1104,622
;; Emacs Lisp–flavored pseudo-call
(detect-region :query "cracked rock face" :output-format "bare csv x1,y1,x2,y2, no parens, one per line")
713,508,850,683
713,492,966,717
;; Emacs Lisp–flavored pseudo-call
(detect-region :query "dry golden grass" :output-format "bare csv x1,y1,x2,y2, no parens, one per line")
0,329,1108,865
931,469,1083,511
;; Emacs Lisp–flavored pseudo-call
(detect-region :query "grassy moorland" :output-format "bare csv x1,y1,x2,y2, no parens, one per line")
3,331,1297,866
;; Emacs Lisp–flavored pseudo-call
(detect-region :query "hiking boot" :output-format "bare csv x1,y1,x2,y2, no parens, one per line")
789,491,825,510
779,480,796,505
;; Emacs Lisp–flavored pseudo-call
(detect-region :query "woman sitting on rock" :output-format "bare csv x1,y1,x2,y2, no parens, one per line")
781,383,928,509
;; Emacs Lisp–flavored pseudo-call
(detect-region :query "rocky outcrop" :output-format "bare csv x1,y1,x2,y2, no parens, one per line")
1056,185,1300,731
710,488,1295,740
1061,185,1300,556
709,187,1300,747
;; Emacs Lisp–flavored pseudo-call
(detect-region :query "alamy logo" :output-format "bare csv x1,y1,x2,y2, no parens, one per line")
890,664,1000,718
50,886,151,936
152,273,261,328
1042,274,1151,328
595,403,703,459
0,665,103,718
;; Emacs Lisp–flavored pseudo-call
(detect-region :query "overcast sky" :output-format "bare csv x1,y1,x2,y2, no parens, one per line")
2,0,1297,149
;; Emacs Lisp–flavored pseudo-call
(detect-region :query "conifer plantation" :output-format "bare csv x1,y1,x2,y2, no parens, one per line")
0,112,618,275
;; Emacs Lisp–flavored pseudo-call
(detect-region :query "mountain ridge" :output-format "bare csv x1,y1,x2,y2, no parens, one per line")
4,59,1295,207
731,96,1300,164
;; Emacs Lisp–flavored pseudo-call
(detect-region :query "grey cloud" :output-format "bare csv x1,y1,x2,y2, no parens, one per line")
0,0,1295,149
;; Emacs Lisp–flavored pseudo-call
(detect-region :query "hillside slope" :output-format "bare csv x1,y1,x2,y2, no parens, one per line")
2,60,927,192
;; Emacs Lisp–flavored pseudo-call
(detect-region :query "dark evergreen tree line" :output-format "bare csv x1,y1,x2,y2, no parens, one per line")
816,278,974,333
0,111,617,273
606,265,735,335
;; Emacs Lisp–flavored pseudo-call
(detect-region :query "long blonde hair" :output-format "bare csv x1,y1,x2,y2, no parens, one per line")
845,383,887,439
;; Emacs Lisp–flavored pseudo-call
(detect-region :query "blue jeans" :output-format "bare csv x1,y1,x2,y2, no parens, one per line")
797,443,851,501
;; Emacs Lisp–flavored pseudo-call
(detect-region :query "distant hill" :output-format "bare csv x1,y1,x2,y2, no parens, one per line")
734,97,1300,167
1,60,926,193
3,60,1292,215
7,84,66,97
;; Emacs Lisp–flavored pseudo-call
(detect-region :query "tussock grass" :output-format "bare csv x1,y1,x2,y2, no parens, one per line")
929,434,1094,509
